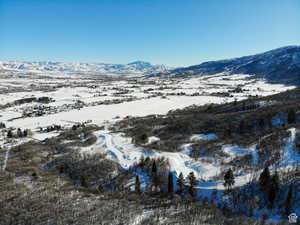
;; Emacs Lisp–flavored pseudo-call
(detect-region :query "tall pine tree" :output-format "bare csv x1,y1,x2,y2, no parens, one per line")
151,160,157,174
259,167,271,193
151,160,159,192
177,172,185,194
7,130,13,138
223,168,235,190
135,175,141,193
268,171,280,208
188,172,197,197
17,128,23,138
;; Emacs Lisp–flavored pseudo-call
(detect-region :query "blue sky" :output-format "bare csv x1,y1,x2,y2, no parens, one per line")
1,0,300,66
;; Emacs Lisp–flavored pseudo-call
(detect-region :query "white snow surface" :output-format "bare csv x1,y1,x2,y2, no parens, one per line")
146,136,160,145
190,133,218,141
81,130,221,180
0,60,168,75
2,96,226,130
279,128,300,168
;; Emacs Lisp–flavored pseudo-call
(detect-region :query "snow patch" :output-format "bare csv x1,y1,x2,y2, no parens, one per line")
190,133,218,141
279,128,300,168
146,136,160,145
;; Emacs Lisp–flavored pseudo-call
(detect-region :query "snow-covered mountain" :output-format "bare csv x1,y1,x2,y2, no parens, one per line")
159,46,300,84
0,60,169,75
3,46,300,82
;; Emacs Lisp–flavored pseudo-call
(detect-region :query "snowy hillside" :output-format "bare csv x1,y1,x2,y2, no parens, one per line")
0,60,169,76
160,46,300,84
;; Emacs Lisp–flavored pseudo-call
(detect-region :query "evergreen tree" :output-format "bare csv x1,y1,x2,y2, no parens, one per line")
144,156,150,166
223,168,235,190
17,128,23,138
284,184,293,216
151,160,157,174
139,133,148,143
23,129,28,137
177,172,185,194
287,109,296,124
268,185,276,208
7,130,13,138
233,98,237,106
168,172,174,194
259,167,271,193
139,155,145,168
31,171,37,179
268,171,280,208
135,175,141,193
151,160,159,191
187,172,197,197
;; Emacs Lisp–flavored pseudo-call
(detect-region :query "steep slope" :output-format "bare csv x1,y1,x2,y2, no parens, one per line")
162,46,300,84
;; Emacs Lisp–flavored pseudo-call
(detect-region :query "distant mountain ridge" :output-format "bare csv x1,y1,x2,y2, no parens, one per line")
0,60,168,75
160,46,300,84
2,46,300,82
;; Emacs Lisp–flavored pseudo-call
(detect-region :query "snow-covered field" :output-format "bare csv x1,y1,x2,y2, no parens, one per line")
0,72,294,131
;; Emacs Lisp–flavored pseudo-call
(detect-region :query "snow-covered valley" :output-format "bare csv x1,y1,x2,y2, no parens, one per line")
0,66,299,225
2,0,300,221
0,71,294,130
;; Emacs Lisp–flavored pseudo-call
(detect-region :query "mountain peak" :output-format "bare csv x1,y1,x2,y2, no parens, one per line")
127,61,161,71
128,60,152,65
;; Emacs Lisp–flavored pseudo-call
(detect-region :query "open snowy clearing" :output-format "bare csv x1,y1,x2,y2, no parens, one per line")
2,95,226,130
